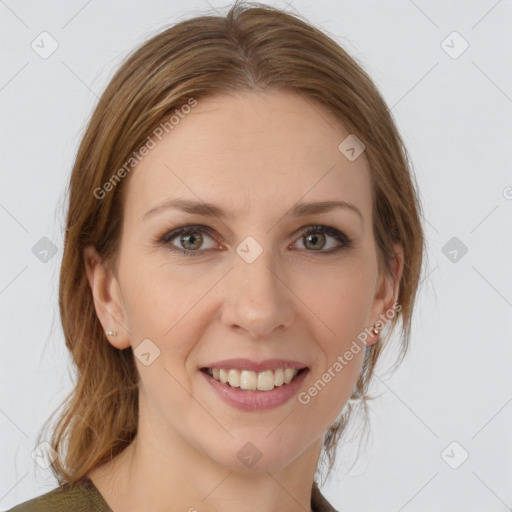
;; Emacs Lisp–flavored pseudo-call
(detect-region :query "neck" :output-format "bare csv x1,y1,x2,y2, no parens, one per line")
89,407,323,512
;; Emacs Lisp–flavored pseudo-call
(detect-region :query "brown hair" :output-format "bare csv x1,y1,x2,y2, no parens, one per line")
39,0,425,486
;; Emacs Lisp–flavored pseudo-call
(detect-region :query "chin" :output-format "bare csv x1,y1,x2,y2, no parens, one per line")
202,434,306,473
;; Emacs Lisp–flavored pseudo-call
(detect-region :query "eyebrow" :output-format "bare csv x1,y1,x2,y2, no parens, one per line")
142,198,364,224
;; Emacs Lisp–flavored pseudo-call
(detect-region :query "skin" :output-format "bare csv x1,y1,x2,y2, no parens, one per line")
84,90,403,512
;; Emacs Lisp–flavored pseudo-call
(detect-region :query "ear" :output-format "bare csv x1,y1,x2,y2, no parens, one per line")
366,243,404,346
83,245,131,349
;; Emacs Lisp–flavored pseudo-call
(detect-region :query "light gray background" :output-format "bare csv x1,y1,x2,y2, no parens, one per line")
1,1,511,510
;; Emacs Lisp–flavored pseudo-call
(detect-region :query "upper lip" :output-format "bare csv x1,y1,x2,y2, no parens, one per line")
201,358,308,372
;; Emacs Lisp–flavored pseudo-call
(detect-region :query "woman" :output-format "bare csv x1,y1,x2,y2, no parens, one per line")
9,1,424,511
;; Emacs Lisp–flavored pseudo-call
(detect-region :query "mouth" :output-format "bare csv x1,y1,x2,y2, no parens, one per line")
200,366,308,392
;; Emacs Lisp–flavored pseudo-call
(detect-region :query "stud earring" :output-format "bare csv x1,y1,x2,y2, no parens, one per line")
371,324,381,343
105,330,118,337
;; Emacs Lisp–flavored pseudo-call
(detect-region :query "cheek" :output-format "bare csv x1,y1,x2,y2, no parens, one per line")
118,255,225,389
291,260,374,422
119,263,209,404
120,250,212,335
294,257,377,345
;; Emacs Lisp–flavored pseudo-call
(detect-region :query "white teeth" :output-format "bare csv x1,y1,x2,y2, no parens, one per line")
207,367,301,391
240,370,257,390
284,368,295,384
228,369,240,387
257,370,275,391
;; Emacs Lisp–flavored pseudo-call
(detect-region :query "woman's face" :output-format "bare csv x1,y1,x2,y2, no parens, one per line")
86,90,402,472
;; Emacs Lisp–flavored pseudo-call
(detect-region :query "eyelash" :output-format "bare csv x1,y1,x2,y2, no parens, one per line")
157,224,352,257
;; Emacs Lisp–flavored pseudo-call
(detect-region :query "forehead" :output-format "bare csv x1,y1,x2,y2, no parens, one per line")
121,90,373,225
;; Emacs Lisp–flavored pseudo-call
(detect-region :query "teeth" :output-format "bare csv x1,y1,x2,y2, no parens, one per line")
228,369,240,387
240,370,257,390
207,367,301,391
257,370,274,391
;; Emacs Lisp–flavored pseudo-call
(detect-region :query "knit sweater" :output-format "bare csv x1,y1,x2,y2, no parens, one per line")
7,478,338,511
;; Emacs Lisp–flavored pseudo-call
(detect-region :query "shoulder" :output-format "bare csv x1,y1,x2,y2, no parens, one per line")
6,479,111,512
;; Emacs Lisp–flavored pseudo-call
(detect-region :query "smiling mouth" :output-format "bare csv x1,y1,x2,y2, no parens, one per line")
201,367,308,392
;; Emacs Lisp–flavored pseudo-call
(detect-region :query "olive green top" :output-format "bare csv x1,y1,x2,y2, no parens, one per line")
7,478,338,511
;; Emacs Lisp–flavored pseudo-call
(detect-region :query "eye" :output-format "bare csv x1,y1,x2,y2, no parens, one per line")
159,225,218,255
157,224,351,257
293,225,351,253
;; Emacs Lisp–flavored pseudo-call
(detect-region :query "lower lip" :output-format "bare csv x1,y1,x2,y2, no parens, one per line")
201,369,309,411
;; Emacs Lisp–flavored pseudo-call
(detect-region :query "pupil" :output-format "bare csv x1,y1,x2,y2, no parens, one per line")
306,233,325,250
182,232,202,249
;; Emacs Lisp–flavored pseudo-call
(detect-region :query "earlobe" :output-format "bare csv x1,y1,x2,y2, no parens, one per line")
83,245,131,349
367,244,405,346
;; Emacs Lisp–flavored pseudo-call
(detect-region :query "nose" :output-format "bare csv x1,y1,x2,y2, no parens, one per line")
219,245,294,340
